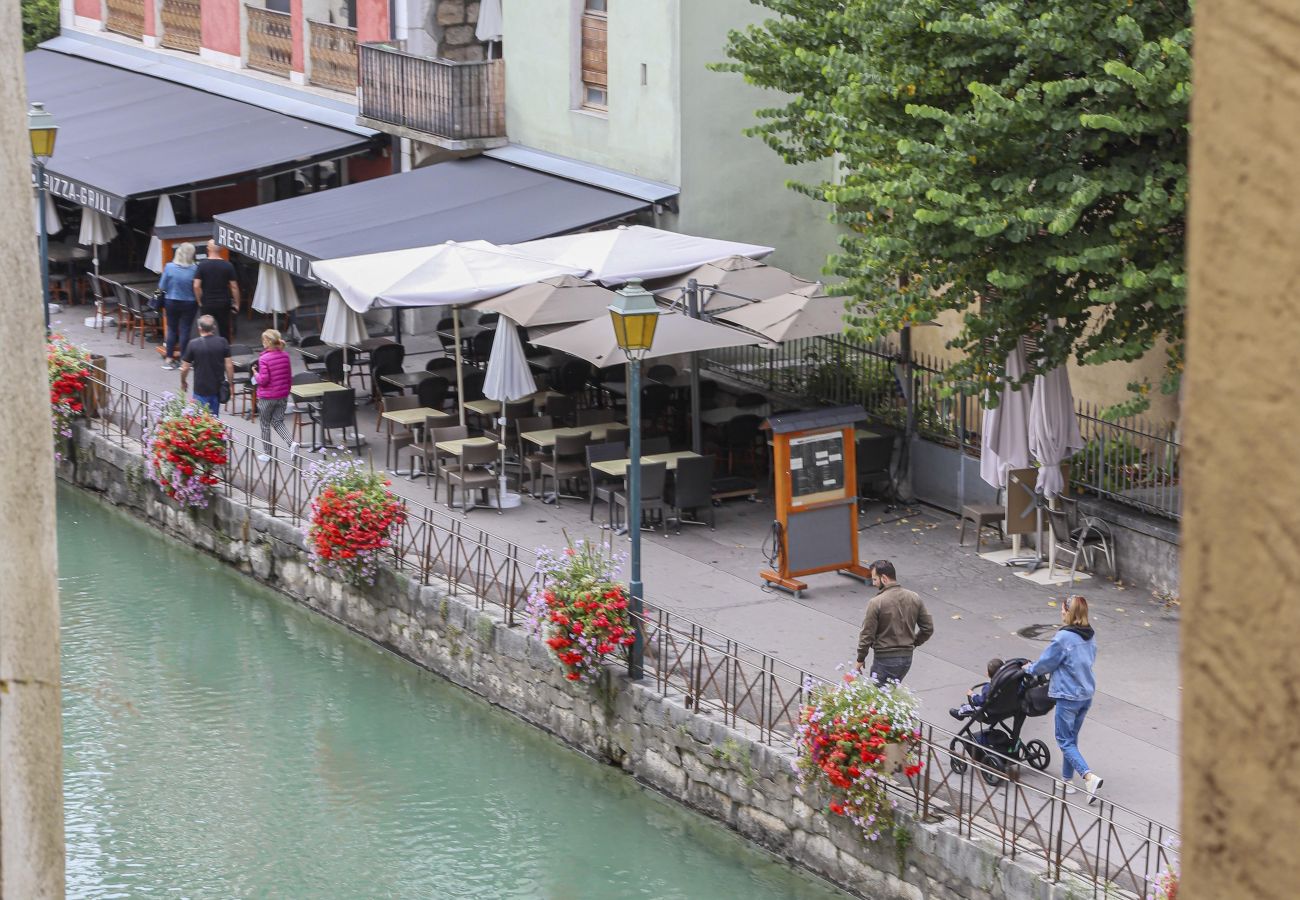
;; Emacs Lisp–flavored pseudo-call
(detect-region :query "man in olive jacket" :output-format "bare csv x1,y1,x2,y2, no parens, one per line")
856,560,934,685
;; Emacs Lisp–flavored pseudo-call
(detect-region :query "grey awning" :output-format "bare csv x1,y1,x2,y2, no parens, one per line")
484,144,680,206
213,156,650,280
25,49,373,219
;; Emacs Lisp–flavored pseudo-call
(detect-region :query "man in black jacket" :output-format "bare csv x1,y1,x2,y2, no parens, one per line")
856,560,935,685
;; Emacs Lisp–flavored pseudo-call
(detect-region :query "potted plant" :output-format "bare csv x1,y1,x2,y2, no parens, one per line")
145,393,228,509
525,539,637,683
48,333,93,459
305,458,406,586
795,669,923,841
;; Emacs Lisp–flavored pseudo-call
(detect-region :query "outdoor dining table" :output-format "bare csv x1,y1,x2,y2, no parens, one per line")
591,450,704,532
518,422,622,450
98,270,157,286
436,322,494,358
290,381,353,451
380,371,436,393
381,406,452,471
231,354,257,372
435,436,505,457
462,390,563,424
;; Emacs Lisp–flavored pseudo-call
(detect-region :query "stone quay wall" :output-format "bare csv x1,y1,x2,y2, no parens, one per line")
60,427,1091,900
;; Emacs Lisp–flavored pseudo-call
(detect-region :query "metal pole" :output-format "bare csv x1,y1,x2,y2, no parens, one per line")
37,160,50,333
687,278,702,454
453,308,466,427
896,324,916,502
628,354,645,680
392,307,402,345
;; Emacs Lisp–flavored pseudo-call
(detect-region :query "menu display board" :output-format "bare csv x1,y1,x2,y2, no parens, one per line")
789,431,846,504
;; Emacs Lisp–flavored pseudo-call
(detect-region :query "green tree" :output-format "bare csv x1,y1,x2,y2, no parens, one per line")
719,1,1191,408
23,0,61,52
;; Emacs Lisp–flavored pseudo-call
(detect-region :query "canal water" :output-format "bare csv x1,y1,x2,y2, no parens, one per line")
58,486,845,899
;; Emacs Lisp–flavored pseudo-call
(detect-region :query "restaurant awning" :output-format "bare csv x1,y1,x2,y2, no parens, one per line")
25,49,373,220
213,157,650,280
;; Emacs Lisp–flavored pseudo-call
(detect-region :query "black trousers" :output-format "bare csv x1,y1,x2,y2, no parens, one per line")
203,302,234,341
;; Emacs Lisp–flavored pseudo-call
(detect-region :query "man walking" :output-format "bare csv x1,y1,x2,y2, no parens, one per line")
856,560,934,685
193,241,241,341
180,315,234,417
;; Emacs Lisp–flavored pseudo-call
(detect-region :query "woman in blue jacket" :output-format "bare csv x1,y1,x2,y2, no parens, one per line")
158,242,199,370
1025,594,1102,802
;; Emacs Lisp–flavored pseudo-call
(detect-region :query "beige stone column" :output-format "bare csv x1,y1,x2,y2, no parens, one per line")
0,2,66,897
1184,1,1300,896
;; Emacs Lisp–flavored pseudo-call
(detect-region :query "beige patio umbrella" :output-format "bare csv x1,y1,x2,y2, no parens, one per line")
714,283,847,342
472,274,617,327
654,255,815,312
532,310,761,367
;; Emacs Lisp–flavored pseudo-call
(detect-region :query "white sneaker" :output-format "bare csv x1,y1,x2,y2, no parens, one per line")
1063,777,1079,796
256,453,271,462
162,362,177,370
1083,772,1104,804
289,442,300,456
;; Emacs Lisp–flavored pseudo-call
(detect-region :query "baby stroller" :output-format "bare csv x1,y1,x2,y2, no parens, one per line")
948,658,1055,784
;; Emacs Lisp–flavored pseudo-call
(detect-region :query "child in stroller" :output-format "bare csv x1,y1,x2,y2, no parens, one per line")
949,657,1004,720
948,657,1056,783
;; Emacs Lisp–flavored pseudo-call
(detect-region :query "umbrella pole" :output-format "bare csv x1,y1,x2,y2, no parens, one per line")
687,279,703,454
454,308,466,427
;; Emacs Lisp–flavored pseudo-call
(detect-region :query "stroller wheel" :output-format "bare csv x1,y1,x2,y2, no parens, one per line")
980,764,1007,787
948,737,970,774
1022,739,1051,771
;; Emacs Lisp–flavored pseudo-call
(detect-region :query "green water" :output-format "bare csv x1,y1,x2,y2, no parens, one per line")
58,486,845,899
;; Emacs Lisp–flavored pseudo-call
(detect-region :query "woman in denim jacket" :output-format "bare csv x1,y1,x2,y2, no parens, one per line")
1025,595,1102,803
158,242,199,370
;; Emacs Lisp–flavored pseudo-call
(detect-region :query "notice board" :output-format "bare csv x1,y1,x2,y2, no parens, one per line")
789,431,847,506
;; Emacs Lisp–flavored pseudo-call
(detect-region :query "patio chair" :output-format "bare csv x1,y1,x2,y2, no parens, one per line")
647,363,677,383
299,335,327,373
410,424,469,496
435,317,458,358
612,461,669,534
287,373,322,444
425,357,456,375
667,454,716,532
603,424,630,448
586,441,628,523
417,375,450,412
544,394,576,427
470,329,495,368
227,343,257,418
323,348,347,385
539,431,592,506
1046,502,1117,583
642,435,671,455
485,398,535,454
369,343,407,420
381,395,421,470
515,415,553,496
127,288,163,346
309,389,362,453
445,441,501,515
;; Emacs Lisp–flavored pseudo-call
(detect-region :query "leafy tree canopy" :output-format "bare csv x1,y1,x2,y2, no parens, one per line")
719,0,1191,409
23,0,60,51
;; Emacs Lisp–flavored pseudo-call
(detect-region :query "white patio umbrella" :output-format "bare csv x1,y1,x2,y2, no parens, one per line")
32,189,60,236
78,208,119,278
472,274,617,327
483,317,538,509
979,337,1033,490
143,195,177,273
510,225,773,286
476,0,503,53
321,290,368,347
251,263,301,331
714,283,846,342
655,255,815,312
532,310,761,367
1029,363,1085,499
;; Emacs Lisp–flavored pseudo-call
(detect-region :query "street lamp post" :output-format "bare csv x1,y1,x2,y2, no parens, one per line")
608,278,660,680
29,102,58,333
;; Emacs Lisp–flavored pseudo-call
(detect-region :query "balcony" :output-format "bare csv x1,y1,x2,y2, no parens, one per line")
105,0,145,39
308,20,358,93
357,42,506,151
159,0,201,54
247,6,293,77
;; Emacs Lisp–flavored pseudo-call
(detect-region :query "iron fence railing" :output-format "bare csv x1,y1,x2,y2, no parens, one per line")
701,334,1182,520
78,372,1178,895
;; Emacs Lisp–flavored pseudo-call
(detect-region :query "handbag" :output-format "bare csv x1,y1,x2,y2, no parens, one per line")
219,379,231,405
149,289,166,311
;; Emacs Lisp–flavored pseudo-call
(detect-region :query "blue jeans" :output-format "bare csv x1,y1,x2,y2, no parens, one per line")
1054,697,1092,780
194,394,221,417
870,654,912,686
164,300,197,360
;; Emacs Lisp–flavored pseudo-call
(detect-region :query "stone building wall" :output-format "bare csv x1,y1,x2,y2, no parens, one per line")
433,0,484,61
60,428,1091,900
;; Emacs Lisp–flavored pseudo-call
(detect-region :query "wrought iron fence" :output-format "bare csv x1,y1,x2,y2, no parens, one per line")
79,372,1178,895
701,335,1182,520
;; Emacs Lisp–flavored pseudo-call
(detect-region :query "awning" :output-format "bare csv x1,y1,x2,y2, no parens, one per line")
25,49,372,220
214,156,649,280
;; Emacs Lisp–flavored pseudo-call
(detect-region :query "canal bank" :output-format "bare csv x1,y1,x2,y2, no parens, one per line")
59,423,1101,900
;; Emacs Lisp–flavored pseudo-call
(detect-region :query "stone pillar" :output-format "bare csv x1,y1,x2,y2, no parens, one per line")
0,2,65,897
435,0,485,62
1184,1,1300,896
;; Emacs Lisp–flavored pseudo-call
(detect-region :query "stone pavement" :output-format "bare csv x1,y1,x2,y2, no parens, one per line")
65,313,1181,828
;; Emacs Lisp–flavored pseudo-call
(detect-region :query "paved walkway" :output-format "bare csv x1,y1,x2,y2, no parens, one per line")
67,314,1182,828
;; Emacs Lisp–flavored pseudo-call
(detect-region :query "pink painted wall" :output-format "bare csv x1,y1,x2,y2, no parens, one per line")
143,0,155,37
201,0,241,56
73,0,99,20
356,0,389,43
290,0,305,73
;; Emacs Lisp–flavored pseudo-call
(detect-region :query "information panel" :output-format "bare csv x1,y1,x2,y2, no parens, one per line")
789,431,846,505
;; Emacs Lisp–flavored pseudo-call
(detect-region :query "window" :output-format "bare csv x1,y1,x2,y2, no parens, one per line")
580,0,608,110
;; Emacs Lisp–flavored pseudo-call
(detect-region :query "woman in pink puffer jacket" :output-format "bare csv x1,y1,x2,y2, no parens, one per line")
255,329,296,459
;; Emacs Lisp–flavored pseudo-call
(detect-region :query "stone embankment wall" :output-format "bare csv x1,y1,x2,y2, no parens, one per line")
62,429,1087,900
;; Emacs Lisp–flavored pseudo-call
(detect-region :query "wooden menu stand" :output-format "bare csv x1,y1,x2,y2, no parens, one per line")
760,406,874,597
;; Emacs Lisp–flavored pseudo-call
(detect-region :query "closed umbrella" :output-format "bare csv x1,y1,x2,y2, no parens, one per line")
714,284,845,342
251,263,301,331
476,0,503,50
32,189,60,236
472,274,616,327
143,195,176,273
1029,365,1084,500
483,317,538,509
78,207,119,283
655,255,814,312
321,290,368,347
979,338,1033,490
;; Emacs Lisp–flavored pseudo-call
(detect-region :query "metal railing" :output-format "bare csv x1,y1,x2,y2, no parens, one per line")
159,0,201,53
308,19,358,93
702,334,1183,520
105,0,145,39
358,43,506,146
78,371,1178,896
247,6,294,77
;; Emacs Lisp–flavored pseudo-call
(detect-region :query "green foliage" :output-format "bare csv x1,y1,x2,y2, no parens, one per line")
23,0,60,51
718,0,1191,409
